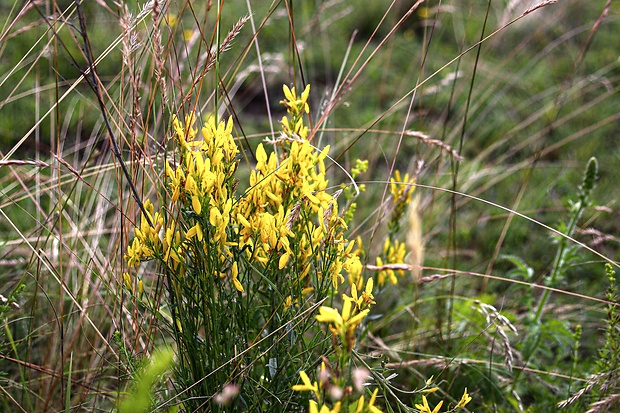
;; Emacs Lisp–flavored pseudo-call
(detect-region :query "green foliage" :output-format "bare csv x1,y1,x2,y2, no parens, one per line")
118,348,174,413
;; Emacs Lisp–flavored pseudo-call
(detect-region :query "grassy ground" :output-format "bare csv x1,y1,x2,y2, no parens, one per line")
1,0,619,412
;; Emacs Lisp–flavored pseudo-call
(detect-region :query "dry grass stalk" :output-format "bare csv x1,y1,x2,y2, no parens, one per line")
120,4,144,140
0,160,48,167
404,131,464,162
522,0,558,17
201,15,250,73
151,0,168,103
587,392,620,413
474,301,517,372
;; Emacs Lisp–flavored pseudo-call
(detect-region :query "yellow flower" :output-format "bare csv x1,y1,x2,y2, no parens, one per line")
348,278,376,309
123,272,132,291
186,223,203,241
291,371,319,398
284,295,292,309
231,262,244,292
390,170,415,204
353,394,364,413
367,389,382,413
281,84,311,115
455,388,472,409
278,252,290,269
191,194,201,214
415,395,443,413
316,301,369,352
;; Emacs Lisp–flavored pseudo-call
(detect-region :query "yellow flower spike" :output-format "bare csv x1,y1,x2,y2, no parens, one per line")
362,278,376,306
126,238,144,267
350,282,361,308
138,279,144,296
455,388,472,408
186,223,203,241
123,272,132,292
345,256,363,285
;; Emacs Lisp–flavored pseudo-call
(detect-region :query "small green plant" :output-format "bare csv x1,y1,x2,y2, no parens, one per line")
532,157,598,325
501,157,599,402
118,347,174,413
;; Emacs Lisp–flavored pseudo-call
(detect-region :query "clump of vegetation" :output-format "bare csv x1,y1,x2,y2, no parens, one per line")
0,0,618,412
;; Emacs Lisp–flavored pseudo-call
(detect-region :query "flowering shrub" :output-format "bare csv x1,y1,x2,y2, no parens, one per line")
123,84,472,412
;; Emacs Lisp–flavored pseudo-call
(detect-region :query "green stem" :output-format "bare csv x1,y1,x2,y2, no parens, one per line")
533,199,586,325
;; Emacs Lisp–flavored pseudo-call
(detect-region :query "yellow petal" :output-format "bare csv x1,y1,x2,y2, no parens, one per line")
278,253,289,269
342,299,352,321
316,306,342,325
232,274,244,292
192,195,202,214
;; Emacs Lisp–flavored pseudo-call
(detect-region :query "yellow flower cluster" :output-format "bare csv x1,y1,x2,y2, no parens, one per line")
279,84,310,138
414,377,472,413
415,388,472,413
124,84,363,301
125,200,164,267
124,114,244,290
293,362,382,413
316,277,375,353
231,84,362,294
375,238,407,285
389,170,415,205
